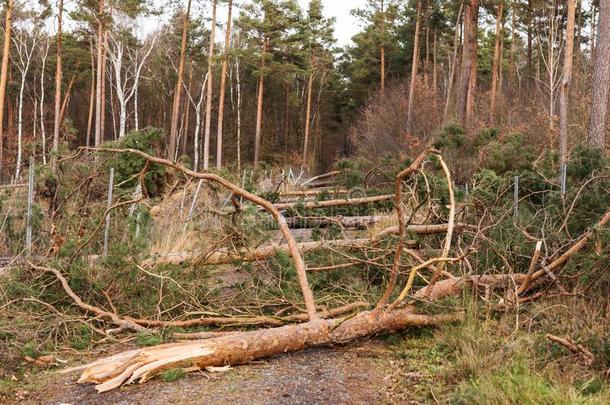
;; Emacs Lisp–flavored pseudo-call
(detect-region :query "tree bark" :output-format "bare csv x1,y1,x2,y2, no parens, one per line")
587,0,610,149
380,0,385,95
0,0,13,174
302,72,314,168
444,1,463,122
203,0,217,169
559,0,576,165
457,0,478,129
40,40,50,163
489,1,504,125
216,0,232,169
86,41,95,148
168,0,192,160
52,0,64,174
78,309,456,393
94,0,105,146
254,39,268,168
406,0,422,132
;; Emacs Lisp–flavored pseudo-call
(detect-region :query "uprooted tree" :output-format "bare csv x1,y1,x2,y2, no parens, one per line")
15,145,607,393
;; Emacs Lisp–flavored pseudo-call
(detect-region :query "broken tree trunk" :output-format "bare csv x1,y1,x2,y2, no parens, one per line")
272,194,393,211
78,308,458,392
141,221,463,267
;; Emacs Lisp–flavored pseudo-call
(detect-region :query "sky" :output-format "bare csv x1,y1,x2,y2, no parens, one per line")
137,0,368,47
297,0,367,46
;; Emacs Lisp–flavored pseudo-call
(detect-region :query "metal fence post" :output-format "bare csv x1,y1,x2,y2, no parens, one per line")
103,168,114,256
26,156,34,256
514,176,519,220
560,163,567,196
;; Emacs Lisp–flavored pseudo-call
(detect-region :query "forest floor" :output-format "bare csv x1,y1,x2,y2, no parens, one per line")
2,335,442,405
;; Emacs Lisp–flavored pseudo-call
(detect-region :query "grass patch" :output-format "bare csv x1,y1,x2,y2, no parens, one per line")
161,368,187,382
136,332,163,347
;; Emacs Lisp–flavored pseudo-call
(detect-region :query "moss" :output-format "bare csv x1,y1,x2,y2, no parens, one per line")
160,368,187,382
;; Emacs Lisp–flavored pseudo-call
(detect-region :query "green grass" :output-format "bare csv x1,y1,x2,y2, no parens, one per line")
161,368,187,382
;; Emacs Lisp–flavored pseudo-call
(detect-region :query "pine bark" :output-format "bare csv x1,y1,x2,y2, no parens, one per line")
52,0,64,173
302,72,314,168
203,0,217,169
254,39,268,168
489,1,504,125
457,0,478,129
406,0,422,132
168,0,192,160
587,0,610,149
0,0,13,174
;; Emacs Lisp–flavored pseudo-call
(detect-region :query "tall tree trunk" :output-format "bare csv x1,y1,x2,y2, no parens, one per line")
489,1,504,125
15,58,27,179
0,0,13,175
559,0,576,165
443,1,463,122
432,31,437,92
168,0,192,160
587,0,610,149
216,0,232,169
457,0,478,129
203,0,217,169
302,71,314,168
526,0,533,86
182,61,193,157
40,40,49,164
86,41,95,148
235,42,242,173
94,0,105,146
52,0,64,173
100,32,108,141
380,0,385,95
253,39,268,168
406,0,422,132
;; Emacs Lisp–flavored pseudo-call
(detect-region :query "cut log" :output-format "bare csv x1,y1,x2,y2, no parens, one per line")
78,308,459,392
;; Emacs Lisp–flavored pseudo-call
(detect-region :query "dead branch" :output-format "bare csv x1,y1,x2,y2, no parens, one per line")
86,147,319,321
30,263,146,333
546,334,595,366
377,148,439,310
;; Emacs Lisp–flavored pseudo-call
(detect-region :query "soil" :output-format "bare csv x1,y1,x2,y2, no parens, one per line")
8,338,427,405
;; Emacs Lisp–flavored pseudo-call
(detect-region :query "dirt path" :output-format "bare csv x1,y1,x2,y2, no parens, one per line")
21,339,409,405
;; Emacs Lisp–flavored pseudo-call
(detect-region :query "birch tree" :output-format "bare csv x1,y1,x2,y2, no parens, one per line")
216,0,232,169
11,26,41,179
559,0,576,166
107,32,156,138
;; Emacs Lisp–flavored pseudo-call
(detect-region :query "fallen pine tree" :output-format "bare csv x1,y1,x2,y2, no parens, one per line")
77,309,460,393
140,222,468,267
38,147,608,393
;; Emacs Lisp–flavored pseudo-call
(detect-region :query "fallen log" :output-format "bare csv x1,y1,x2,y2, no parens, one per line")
279,188,348,197
273,194,393,211
78,308,459,392
285,214,390,229
142,238,376,267
142,223,463,267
